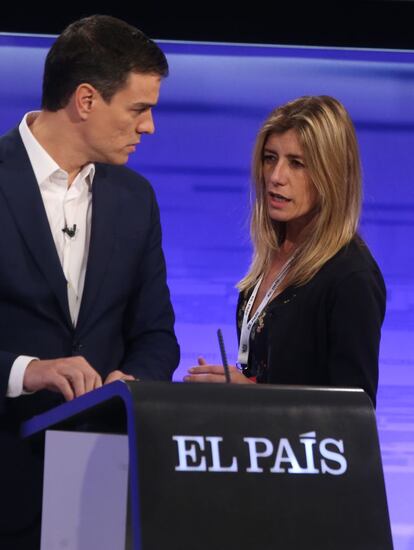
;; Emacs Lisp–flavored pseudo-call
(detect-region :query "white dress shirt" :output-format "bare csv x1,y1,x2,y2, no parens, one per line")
6,112,95,397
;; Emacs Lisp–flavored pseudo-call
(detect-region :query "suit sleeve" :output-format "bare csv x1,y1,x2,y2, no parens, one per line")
120,186,179,380
0,351,19,408
327,268,386,408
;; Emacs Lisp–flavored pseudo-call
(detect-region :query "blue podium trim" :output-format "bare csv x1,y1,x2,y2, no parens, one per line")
22,381,143,550
21,380,132,436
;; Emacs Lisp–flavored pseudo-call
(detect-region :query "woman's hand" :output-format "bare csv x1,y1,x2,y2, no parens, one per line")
184,357,254,384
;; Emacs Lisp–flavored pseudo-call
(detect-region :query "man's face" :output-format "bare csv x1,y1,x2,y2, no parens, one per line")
83,72,161,165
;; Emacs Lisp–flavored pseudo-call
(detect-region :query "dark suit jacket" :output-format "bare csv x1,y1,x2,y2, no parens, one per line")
0,127,179,536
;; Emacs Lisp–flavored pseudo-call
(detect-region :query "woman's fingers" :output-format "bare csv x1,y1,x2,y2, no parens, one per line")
184,364,253,384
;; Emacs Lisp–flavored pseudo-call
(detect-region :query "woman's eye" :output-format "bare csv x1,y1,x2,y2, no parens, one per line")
263,154,276,164
290,158,304,168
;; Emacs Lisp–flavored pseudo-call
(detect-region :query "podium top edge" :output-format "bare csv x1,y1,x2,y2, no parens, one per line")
21,381,368,438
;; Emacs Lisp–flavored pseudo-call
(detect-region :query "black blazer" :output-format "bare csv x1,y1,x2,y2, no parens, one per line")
0,127,179,535
237,238,386,407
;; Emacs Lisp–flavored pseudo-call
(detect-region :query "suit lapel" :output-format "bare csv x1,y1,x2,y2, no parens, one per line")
0,129,71,325
76,164,120,331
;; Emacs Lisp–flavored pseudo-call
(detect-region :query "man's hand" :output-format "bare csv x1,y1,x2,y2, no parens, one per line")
23,356,102,401
104,370,136,385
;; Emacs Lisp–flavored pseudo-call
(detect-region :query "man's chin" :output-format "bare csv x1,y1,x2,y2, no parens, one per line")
97,153,130,166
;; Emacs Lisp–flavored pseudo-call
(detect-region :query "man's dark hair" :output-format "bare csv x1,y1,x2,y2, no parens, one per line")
42,15,169,111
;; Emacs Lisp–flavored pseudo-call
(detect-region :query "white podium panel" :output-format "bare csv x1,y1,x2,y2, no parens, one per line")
41,431,129,550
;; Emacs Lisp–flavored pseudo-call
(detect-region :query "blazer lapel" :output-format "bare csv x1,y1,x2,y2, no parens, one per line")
0,129,71,325
76,164,120,331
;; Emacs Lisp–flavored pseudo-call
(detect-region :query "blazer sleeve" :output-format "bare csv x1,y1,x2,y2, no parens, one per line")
120,186,180,380
327,267,386,408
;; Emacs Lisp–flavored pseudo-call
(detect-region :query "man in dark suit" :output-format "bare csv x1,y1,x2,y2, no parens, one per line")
0,15,179,548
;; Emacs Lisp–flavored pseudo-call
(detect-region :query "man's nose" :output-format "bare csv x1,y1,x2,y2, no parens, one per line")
136,110,155,135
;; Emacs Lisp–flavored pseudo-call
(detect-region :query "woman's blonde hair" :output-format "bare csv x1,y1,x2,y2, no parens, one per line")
238,95,362,292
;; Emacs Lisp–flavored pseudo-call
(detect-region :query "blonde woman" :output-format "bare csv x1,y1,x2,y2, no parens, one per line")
185,96,385,407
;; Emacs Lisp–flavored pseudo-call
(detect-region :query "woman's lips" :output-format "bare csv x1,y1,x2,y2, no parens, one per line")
268,191,292,206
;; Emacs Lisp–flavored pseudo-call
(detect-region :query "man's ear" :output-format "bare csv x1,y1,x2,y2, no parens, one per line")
74,83,98,120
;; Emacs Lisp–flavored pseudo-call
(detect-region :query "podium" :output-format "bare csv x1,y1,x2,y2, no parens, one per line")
23,381,393,550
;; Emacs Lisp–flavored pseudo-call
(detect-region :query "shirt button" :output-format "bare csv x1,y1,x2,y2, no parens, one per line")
72,341,83,352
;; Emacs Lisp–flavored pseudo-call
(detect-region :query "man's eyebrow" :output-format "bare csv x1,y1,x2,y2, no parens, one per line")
130,102,156,108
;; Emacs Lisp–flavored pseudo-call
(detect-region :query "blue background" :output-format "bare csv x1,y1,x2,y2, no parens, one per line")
1,34,413,548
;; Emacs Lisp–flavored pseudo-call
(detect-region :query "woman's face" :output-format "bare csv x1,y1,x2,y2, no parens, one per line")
262,129,319,239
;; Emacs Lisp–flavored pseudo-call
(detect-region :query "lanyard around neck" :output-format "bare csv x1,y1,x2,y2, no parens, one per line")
237,256,294,366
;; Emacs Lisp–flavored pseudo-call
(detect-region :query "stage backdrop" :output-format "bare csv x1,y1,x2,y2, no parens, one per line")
1,34,413,550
